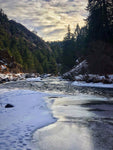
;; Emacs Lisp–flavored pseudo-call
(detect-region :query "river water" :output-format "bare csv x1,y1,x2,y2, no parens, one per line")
0,76,113,150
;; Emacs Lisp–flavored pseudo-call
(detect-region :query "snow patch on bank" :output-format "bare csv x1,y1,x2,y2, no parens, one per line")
63,60,88,78
0,89,55,150
0,73,26,81
72,81,113,88
26,77,41,82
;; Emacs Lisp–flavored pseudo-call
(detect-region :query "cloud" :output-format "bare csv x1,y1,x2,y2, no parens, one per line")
0,0,88,41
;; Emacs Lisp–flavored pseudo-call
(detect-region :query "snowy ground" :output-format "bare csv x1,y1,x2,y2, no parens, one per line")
26,77,41,82
0,89,55,150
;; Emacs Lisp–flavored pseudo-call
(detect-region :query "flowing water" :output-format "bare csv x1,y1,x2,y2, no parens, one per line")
0,76,113,150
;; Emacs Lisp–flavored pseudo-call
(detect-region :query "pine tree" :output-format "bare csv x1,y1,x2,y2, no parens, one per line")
74,24,80,39
62,25,76,70
0,9,8,24
64,25,73,41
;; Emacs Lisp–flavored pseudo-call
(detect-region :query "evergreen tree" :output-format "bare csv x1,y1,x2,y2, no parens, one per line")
85,0,113,74
13,49,23,65
0,9,8,24
62,25,76,71
64,25,73,40
74,24,80,39
87,0,113,42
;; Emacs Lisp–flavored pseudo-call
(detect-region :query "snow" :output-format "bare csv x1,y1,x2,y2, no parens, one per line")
74,74,107,81
72,81,113,88
109,75,113,80
64,60,88,76
0,73,26,81
0,60,4,63
0,73,10,79
63,60,88,78
75,60,88,72
75,59,79,63
26,77,41,82
41,74,51,78
0,89,55,150
74,74,84,80
1,65,6,70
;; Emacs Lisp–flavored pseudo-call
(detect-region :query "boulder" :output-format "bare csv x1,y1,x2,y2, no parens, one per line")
5,104,14,108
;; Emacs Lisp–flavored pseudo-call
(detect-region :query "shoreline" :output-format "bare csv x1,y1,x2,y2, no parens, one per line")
0,73,113,89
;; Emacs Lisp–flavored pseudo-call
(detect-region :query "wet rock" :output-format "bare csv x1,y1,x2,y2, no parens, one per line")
40,74,52,78
102,78,112,84
5,104,14,108
0,78,10,84
25,73,38,78
2,78,10,82
0,77,2,83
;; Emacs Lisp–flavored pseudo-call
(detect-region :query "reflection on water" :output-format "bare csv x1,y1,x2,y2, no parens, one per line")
33,94,113,150
33,122,94,150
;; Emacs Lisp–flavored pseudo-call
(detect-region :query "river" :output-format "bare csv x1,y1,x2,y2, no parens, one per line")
0,76,113,150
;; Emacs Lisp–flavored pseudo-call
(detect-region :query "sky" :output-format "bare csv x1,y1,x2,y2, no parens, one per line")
0,0,88,41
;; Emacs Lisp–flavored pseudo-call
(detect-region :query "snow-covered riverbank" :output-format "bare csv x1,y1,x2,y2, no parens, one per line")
72,81,113,88
0,89,55,150
0,73,40,83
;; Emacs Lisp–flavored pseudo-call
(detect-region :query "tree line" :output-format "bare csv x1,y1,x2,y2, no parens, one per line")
61,0,113,74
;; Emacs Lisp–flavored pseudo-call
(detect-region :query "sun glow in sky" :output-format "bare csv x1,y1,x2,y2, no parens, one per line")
0,0,88,41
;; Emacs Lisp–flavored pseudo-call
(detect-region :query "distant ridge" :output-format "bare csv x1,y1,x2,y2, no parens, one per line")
9,20,52,52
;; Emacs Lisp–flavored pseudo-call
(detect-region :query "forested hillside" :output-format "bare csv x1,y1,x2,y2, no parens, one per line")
0,9,57,74
61,0,113,75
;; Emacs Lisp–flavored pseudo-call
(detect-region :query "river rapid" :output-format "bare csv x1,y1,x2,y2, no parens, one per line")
0,76,113,150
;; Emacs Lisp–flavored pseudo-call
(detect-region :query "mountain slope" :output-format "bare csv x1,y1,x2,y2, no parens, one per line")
0,9,57,74
9,20,51,52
